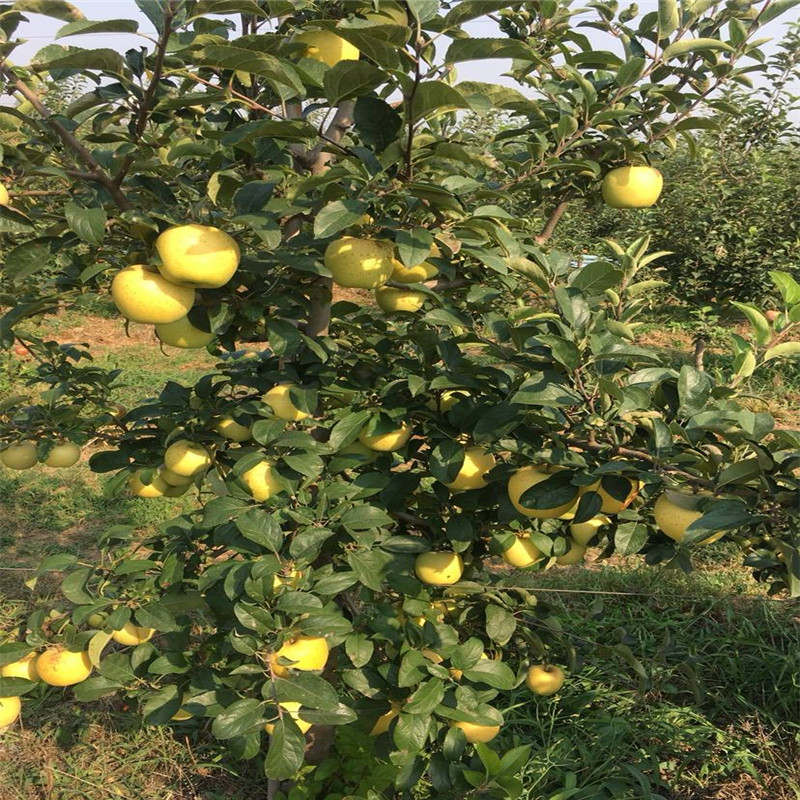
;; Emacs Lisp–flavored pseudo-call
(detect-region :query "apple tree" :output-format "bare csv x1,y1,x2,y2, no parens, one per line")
1,0,799,796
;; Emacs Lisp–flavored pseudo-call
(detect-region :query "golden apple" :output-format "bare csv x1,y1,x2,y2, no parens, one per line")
36,647,92,686
0,184,10,207
155,316,215,349
265,701,312,734
240,458,281,501
443,446,496,491
374,286,426,313
163,440,212,477
0,652,38,681
508,466,577,519
324,236,394,289
555,540,586,565
273,568,302,592
159,466,194,487
0,696,21,729
111,622,155,646
0,441,38,470
43,441,81,468
525,664,565,695
129,468,170,498
363,1,407,24
214,416,253,442
653,491,723,544
415,551,464,586
586,477,641,513
501,534,544,568
295,29,359,67
601,166,663,209
271,635,330,677
452,719,501,743
263,383,312,421
155,224,240,288
569,514,611,545
111,264,195,324
358,421,412,451
390,246,440,283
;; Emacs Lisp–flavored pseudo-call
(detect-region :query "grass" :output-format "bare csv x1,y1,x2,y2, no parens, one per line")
1,309,799,799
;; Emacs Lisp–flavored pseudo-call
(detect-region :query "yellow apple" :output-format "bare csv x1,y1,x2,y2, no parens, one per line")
358,421,412,451
111,264,195,324
653,491,723,544
171,695,194,721
363,1,407,24
295,29,360,67
0,696,21,729
43,441,81,468
271,635,329,677
36,647,92,686
508,466,577,519
0,652,38,681
155,224,240,288
389,246,440,283
163,440,212,477
569,514,611,545
263,383,312,421
0,184,10,207
555,540,586,565
501,535,544,568
443,446,496,491
435,389,468,412
415,551,464,586
265,701,312,734
111,622,155,646
159,466,194,487
452,719,501,743
240,458,281,501
525,664,565,695
0,441,38,470
155,316,215,349
601,166,663,209
374,286,426,313
586,477,641,513
324,236,394,289
214,416,253,442
273,568,302,592
129,469,170,498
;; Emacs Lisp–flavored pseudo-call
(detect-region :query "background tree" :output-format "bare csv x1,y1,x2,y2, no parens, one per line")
0,1,799,797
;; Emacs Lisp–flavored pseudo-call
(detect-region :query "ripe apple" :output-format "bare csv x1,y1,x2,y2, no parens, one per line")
295,29,359,67
163,440,212,477
526,664,565,695
0,652,38,681
0,696,21,730
265,701,312,734
111,264,195,324
415,551,464,585
374,286,426,313
155,224,240,289
271,635,330,677
155,316,216,349
112,622,155,646
129,469,171,498
159,465,194,487
555,540,586,565
765,309,780,323
214,416,253,442
569,514,611,545
43,441,81,468
585,476,641,513
273,568,302,592
324,236,394,289
240,458,281,501
390,245,440,283
451,719,501,743
601,166,663,208
0,184,10,207
36,647,93,686
363,1,408,24
501,534,544,568
263,383,312,421
443,446,496,491
508,466,577,519
13,344,29,356
0,441,38,470
358,421,412,451
654,491,723,544
428,389,469,413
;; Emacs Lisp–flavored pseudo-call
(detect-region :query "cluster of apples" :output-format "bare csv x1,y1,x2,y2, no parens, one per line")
110,223,240,349
0,439,82,471
325,236,441,313
0,621,159,732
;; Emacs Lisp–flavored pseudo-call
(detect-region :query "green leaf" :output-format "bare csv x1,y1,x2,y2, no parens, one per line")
404,678,444,715
345,633,374,668
571,260,624,292
212,698,266,740
0,205,34,234
57,18,138,37
73,675,122,701
32,44,124,74
323,61,385,105
235,508,283,550
264,717,307,780
663,38,733,60
764,342,800,362
769,271,800,306
233,181,274,214
615,57,646,86
13,0,84,21
615,522,648,555
354,96,402,151
410,82,469,122
61,567,93,604
442,0,510,27
3,237,60,282
658,0,679,38
272,673,340,709
731,301,772,346
134,602,175,631
396,228,433,269
758,0,800,24
485,606,516,645
684,500,756,544
328,410,372,450
445,38,536,64
314,199,366,239
64,202,106,244
462,659,516,690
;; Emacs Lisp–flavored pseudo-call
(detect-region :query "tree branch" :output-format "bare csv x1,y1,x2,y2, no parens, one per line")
535,192,572,245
